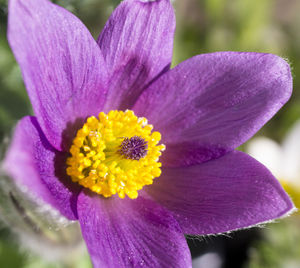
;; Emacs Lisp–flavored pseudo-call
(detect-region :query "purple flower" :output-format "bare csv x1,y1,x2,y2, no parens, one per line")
3,0,294,267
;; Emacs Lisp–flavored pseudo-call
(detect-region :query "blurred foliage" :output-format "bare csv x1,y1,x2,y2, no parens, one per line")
0,228,27,268
0,0,300,267
247,218,300,268
0,225,92,268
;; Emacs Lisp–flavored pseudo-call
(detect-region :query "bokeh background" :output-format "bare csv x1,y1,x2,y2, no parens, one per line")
0,0,300,267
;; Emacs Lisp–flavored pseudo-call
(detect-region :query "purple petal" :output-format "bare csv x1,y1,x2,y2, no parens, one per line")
2,116,81,220
8,0,108,151
133,52,292,167
98,0,175,111
146,151,294,235
77,191,192,268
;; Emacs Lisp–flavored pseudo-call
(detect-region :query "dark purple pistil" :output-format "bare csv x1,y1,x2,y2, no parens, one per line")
119,136,148,160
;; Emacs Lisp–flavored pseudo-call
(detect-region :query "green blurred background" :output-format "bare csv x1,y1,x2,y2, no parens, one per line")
0,0,300,267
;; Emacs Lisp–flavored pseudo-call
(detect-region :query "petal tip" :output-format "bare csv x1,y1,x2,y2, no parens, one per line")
264,53,293,99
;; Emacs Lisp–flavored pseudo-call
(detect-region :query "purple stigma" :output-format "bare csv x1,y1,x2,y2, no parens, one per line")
119,136,148,160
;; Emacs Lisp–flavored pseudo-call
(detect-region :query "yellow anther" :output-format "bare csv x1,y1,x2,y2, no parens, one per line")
66,110,165,199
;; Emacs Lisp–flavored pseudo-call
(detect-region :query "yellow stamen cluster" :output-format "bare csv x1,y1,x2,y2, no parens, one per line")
66,110,165,199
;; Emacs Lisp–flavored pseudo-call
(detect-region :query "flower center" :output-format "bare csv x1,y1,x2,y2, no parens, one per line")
119,136,148,160
66,110,165,199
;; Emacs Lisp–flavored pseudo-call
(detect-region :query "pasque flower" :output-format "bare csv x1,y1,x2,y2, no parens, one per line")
3,0,294,266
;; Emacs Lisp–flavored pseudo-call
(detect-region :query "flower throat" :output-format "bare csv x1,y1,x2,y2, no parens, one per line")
66,110,165,199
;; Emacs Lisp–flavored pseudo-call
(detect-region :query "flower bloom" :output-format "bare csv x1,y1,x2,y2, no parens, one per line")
248,120,300,210
3,0,295,267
